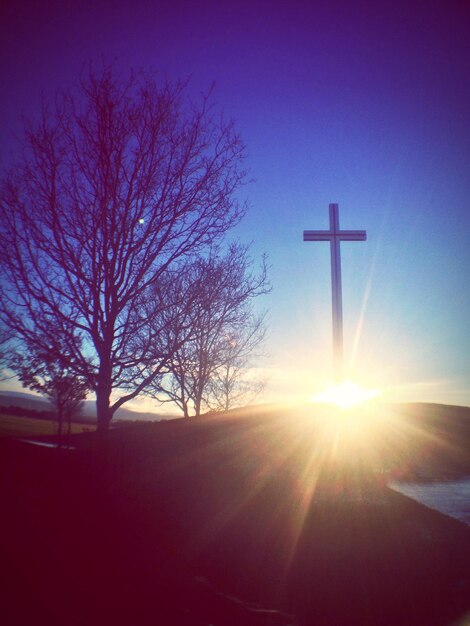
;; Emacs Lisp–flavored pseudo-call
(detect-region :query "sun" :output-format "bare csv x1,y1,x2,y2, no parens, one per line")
312,379,380,409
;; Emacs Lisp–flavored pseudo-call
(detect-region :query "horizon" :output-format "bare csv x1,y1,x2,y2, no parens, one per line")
1,386,469,416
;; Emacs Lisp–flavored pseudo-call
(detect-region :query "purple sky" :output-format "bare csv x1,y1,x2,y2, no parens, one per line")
1,0,470,407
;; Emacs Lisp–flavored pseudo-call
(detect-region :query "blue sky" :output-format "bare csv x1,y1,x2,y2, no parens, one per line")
1,0,470,407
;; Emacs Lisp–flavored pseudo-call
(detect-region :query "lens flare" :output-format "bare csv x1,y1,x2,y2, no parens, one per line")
312,380,380,409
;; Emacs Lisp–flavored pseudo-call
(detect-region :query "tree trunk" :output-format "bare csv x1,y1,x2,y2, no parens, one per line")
96,383,113,433
93,384,113,487
96,352,114,433
57,408,63,446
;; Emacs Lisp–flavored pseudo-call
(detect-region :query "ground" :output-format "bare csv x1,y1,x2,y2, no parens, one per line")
0,406,469,625
0,412,92,438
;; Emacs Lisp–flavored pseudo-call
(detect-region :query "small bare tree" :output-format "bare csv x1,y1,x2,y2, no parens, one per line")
13,346,88,441
150,244,269,417
205,325,266,413
0,65,247,432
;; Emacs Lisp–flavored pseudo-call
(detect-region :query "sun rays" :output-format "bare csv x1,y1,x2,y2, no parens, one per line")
173,399,466,597
182,402,392,583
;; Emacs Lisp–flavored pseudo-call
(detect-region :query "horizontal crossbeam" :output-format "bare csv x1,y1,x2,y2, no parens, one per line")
303,230,366,241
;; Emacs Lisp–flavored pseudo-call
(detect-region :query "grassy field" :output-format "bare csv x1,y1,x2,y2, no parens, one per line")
1,403,469,625
0,412,94,438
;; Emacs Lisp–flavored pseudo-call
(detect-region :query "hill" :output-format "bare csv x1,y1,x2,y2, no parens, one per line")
0,391,55,414
377,401,470,479
201,400,470,480
1,402,469,625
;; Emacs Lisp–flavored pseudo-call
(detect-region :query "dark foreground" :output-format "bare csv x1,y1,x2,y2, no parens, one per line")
1,407,469,625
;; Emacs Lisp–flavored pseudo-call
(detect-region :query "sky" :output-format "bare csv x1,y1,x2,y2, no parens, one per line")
1,0,470,409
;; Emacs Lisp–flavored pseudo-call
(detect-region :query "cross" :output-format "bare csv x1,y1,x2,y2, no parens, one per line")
303,203,366,382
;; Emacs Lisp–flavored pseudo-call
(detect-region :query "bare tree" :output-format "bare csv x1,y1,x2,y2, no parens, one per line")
0,65,247,432
13,346,88,441
205,325,267,413
150,244,269,417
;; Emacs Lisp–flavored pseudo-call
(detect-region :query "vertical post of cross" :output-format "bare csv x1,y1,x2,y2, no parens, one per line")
329,203,344,382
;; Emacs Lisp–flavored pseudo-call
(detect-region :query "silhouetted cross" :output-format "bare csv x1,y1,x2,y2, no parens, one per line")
303,203,366,382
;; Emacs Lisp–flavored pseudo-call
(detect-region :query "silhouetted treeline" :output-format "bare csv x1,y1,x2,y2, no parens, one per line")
2,404,56,420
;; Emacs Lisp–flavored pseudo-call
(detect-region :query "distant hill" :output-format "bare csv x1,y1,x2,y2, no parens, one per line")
0,391,55,414
0,391,180,423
